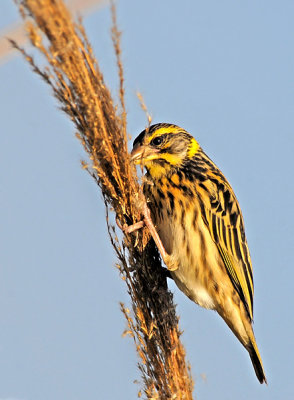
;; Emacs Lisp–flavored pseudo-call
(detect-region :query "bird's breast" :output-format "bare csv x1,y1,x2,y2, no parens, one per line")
149,188,220,310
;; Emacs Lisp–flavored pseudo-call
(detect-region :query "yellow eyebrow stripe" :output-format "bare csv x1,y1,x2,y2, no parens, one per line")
147,127,200,158
147,126,183,142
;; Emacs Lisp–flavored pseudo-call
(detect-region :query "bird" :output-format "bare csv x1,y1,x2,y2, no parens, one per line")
130,122,266,384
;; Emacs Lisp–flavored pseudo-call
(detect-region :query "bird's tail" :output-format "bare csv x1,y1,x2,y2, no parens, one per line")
247,339,267,384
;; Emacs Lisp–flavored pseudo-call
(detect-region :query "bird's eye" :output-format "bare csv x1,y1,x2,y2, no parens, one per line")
151,136,164,146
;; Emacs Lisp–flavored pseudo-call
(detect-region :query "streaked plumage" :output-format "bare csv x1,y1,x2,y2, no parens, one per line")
131,123,266,383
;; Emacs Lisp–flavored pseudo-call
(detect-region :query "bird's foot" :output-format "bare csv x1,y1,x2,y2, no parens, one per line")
117,202,179,271
122,220,145,234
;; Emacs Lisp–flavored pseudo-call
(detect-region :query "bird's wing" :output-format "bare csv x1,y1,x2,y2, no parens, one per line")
197,173,254,321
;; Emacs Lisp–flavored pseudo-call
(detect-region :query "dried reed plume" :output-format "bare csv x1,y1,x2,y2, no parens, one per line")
11,0,194,398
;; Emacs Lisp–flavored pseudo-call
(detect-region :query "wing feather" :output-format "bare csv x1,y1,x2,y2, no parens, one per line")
197,170,254,321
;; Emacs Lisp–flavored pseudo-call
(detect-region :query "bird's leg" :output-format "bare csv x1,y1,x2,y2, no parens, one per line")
142,203,178,271
120,201,179,272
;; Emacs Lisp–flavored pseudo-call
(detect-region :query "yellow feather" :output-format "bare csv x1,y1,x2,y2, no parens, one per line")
147,125,183,142
187,138,200,158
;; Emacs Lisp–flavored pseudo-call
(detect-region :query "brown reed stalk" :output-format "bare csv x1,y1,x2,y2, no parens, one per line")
11,0,194,398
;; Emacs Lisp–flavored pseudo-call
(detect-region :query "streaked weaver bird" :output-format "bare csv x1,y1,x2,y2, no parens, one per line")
130,123,266,384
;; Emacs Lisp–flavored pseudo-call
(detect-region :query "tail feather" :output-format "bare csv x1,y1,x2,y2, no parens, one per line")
248,341,267,384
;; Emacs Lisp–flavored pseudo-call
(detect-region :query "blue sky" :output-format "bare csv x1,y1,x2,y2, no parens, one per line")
0,1,293,399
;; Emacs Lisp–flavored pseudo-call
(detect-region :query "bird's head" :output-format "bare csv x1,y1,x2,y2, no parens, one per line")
131,123,200,179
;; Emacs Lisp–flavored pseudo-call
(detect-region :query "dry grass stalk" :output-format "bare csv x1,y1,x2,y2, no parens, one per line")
11,0,194,398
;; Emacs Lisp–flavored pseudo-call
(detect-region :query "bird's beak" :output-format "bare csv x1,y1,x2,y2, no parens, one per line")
131,143,159,165
130,143,144,163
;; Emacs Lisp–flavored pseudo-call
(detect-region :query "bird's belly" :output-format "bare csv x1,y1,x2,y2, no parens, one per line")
171,263,216,310
157,212,221,310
